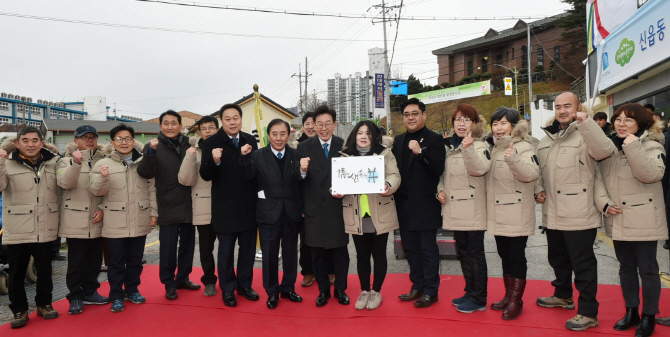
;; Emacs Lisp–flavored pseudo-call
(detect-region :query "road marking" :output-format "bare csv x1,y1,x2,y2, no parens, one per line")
145,240,160,248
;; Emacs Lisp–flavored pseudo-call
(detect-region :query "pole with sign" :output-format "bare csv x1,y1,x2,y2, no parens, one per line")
504,77,513,95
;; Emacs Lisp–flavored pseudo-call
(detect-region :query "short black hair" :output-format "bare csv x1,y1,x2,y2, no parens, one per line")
267,118,290,133
643,103,655,112
219,103,243,119
197,115,219,129
400,97,426,114
490,107,520,126
302,111,315,125
313,105,336,123
593,112,608,121
110,123,135,139
159,110,181,124
345,120,382,156
17,126,43,140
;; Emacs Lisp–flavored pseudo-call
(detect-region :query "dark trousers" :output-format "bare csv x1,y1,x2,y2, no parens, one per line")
65,237,103,301
197,225,217,286
613,240,661,315
454,230,488,305
52,238,61,255
400,228,440,297
106,236,147,301
546,228,599,318
494,235,528,280
7,242,53,313
258,211,299,296
217,228,256,293
299,220,334,276
312,245,349,293
159,223,196,289
352,232,389,292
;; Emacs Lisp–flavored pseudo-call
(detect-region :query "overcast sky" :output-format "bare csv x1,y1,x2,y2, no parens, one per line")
0,0,570,120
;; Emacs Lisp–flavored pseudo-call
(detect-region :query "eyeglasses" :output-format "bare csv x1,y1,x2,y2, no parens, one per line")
200,126,218,132
454,118,472,124
316,122,334,129
77,135,97,141
403,111,421,118
614,118,635,125
114,137,134,143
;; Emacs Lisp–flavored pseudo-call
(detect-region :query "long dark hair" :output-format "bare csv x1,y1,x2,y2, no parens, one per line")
345,120,382,156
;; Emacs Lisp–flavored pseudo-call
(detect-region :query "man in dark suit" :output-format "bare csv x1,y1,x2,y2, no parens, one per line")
199,103,259,307
241,119,304,309
297,105,350,307
392,97,446,308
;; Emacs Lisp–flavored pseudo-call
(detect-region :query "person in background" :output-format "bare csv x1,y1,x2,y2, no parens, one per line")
0,127,61,328
57,125,110,315
178,116,220,297
340,120,400,310
483,108,539,320
594,112,615,136
438,104,490,314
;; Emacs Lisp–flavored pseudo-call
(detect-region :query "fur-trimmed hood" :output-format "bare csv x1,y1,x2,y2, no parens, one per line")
543,104,595,128
641,120,665,145
64,142,109,157
1,136,60,164
485,120,532,147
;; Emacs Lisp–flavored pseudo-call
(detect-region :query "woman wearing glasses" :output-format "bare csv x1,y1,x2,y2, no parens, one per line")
437,103,490,314
89,124,158,313
584,104,667,337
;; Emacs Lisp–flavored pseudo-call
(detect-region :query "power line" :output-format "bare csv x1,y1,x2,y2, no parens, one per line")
388,0,403,70
531,26,581,80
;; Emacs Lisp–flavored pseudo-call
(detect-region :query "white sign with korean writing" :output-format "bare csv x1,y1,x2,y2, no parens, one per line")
504,77,513,95
331,155,386,195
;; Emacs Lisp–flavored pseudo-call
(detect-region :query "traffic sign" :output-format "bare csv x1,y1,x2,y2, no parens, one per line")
504,77,513,96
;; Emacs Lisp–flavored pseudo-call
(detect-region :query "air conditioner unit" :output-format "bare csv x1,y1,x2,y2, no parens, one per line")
27,97,32,103
1,93,7,98
8,94,14,99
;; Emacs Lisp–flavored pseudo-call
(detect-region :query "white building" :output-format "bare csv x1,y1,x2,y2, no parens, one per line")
327,72,371,123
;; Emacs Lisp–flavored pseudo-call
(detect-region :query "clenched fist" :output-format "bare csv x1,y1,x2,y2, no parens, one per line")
240,144,252,155
623,133,638,145
0,149,7,159
300,157,311,172
99,165,109,177
212,148,223,164
149,138,159,149
408,140,421,155
72,150,83,165
462,132,474,149
186,147,196,155
504,142,515,158
575,110,588,123
535,191,546,204
437,191,446,204
150,216,158,227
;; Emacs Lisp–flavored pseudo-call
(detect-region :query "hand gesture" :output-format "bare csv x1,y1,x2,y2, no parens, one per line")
408,140,421,155
99,165,109,177
150,216,158,227
72,150,83,165
92,210,104,223
240,144,252,155
149,138,159,149
575,110,588,123
186,147,196,155
462,132,474,149
300,157,310,172
623,133,638,145
607,205,623,215
504,142,515,158
212,148,223,164
380,183,392,196
329,188,344,199
535,191,546,204
437,191,446,204
0,149,8,158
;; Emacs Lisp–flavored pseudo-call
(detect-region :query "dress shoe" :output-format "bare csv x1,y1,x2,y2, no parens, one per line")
176,280,201,290
335,290,350,305
280,292,303,302
52,253,67,261
68,299,83,315
414,294,438,308
614,307,640,331
398,289,424,301
636,313,655,337
657,316,670,326
316,292,331,307
301,275,315,287
329,274,336,285
222,292,237,307
165,288,178,300
237,287,260,301
267,295,279,309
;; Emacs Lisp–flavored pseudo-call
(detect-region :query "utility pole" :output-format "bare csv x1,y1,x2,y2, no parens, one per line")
381,0,391,133
291,63,303,114
304,57,309,113
527,22,533,116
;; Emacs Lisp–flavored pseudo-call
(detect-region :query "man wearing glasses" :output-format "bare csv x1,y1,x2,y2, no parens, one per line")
138,110,199,301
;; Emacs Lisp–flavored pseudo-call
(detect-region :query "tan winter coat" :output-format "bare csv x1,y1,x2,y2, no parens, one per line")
485,120,539,237
177,137,211,226
592,126,668,241
340,145,401,235
88,141,157,238
535,115,615,230
439,117,490,231
57,143,108,238
0,137,60,244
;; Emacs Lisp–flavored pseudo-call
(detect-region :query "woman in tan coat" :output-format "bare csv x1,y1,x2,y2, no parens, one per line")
484,108,539,320
339,121,400,310
437,103,490,313
585,104,667,337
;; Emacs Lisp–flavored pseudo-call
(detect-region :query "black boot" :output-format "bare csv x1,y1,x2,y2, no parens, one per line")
614,307,640,331
635,313,656,337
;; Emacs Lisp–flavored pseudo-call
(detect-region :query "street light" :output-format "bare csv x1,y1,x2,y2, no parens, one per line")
494,64,520,109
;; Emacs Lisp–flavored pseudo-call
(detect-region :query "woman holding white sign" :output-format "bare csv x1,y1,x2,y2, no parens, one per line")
339,121,400,311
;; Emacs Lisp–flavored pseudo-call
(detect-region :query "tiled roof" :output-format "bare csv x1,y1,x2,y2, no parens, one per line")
144,110,205,124
41,119,160,134
209,93,298,118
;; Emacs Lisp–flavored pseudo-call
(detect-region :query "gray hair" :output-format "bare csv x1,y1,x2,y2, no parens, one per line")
17,126,44,140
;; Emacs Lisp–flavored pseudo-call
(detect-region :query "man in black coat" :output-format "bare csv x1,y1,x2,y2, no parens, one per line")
199,103,259,307
137,110,198,301
297,105,350,307
392,98,446,308
241,119,304,309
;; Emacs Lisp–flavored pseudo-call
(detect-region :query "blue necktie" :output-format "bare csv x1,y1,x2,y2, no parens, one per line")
323,143,329,158
277,153,282,159
232,138,239,148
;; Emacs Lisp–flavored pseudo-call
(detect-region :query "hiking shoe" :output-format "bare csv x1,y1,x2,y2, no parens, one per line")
456,299,487,313
366,290,383,310
355,291,370,310
204,284,217,297
10,311,29,329
565,315,598,331
124,292,146,304
451,294,469,306
536,295,575,309
69,299,83,315
111,299,124,313
36,305,59,320
84,291,110,305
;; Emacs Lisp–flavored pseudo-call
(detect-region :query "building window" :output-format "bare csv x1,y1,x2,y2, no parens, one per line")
50,110,58,118
59,111,68,119
72,114,84,120
554,46,560,64
29,121,41,127
0,117,10,124
504,52,508,62
521,46,528,68
537,46,544,66
481,58,488,73
467,59,473,75
16,104,24,113
0,102,9,111
31,106,41,115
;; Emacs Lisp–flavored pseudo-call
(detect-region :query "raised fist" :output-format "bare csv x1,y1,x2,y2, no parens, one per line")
240,144,252,155
212,148,223,164
186,147,196,155
0,149,7,159
408,140,421,155
149,138,159,150
72,150,83,165
575,110,588,123
300,157,311,172
623,133,638,145
99,165,109,177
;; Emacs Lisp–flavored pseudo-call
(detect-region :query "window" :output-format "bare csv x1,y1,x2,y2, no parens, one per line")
59,111,68,119
467,59,473,75
31,106,41,115
521,46,528,68
0,102,8,111
481,58,488,73
50,110,58,118
16,104,24,113
554,46,560,64
512,47,515,58
29,121,41,127
0,117,10,124
537,46,544,66
72,114,84,120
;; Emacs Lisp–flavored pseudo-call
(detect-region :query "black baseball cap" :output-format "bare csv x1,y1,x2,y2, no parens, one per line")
74,125,98,138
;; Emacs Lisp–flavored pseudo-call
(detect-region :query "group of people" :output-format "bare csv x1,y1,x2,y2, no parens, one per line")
0,92,668,337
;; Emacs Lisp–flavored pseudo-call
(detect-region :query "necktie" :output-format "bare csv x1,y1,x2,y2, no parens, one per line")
232,138,239,148
277,153,282,159
323,143,329,158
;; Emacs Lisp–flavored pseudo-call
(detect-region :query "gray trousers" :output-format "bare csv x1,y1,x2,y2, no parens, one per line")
613,240,661,315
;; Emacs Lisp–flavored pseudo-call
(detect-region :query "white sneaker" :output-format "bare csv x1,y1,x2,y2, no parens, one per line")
355,291,370,310
366,290,383,310
255,250,263,261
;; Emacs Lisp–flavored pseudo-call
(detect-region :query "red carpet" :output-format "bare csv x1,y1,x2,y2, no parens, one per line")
2,266,670,336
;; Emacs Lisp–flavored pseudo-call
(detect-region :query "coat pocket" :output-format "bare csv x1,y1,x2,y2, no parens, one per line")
4,205,36,234
103,201,128,229
448,188,476,220
376,196,398,225
137,200,151,229
193,188,211,218
555,184,589,218
621,193,657,229
62,200,91,229
493,193,523,226
555,143,580,184
342,197,358,233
